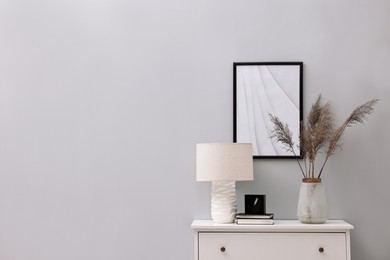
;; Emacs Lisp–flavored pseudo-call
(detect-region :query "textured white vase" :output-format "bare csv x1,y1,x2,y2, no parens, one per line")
297,179,327,224
211,181,237,223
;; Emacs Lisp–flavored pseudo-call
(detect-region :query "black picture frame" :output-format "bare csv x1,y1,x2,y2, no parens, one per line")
233,62,303,159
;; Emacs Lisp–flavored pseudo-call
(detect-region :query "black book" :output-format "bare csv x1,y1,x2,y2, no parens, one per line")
236,213,274,219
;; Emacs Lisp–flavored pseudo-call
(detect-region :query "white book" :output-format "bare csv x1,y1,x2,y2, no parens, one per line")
236,218,274,225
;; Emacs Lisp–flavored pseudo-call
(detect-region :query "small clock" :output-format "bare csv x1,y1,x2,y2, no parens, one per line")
245,194,266,214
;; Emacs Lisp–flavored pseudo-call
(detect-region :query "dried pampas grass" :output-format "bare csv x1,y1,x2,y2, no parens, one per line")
270,96,379,179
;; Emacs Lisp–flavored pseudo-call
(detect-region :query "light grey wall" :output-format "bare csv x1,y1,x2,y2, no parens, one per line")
0,0,389,259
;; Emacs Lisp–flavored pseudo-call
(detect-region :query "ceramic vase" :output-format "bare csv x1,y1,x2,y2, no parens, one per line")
297,178,327,224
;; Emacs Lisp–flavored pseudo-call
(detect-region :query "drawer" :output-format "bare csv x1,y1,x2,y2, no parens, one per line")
198,232,346,260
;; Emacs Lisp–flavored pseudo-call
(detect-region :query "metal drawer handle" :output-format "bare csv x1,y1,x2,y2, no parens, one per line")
220,247,226,252
319,247,324,253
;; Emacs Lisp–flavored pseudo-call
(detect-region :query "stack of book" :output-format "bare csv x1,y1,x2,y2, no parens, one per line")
235,213,274,225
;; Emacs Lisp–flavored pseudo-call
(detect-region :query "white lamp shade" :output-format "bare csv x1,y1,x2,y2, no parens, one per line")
196,143,254,181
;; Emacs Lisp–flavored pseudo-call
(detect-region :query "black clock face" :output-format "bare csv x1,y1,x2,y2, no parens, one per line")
245,195,266,214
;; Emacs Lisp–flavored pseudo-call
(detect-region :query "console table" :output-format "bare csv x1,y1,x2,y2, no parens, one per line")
192,220,353,260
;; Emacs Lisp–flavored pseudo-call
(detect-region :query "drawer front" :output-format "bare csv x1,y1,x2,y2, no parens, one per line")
198,232,346,260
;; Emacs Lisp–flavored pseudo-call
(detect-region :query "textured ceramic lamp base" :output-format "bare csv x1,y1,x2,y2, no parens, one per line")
297,181,327,224
211,181,237,223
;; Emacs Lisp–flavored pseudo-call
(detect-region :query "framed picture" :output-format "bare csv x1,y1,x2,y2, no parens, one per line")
233,62,303,158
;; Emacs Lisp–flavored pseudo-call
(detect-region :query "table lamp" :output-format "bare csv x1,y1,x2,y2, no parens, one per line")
196,143,254,223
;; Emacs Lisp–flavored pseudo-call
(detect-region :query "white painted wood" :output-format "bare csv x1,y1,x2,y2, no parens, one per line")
194,232,198,260
192,219,353,232
346,230,351,260
192,220,353,260
199,233,346,260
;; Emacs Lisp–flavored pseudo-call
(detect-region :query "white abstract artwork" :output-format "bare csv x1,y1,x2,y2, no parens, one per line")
234,62,302,158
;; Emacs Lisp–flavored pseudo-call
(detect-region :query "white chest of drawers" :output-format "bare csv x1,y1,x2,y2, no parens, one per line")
192,220,353,260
